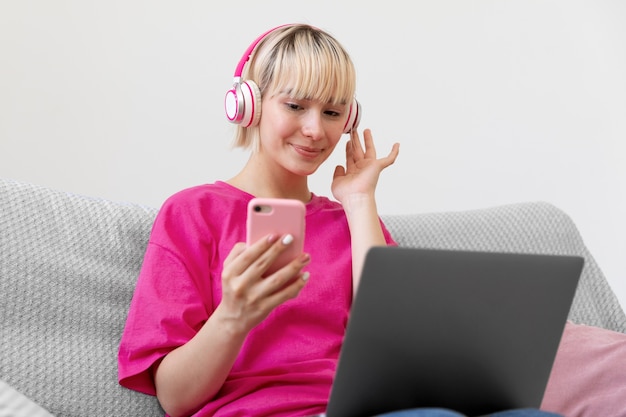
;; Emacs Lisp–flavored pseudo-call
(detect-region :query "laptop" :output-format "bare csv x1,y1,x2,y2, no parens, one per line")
321,246,583,417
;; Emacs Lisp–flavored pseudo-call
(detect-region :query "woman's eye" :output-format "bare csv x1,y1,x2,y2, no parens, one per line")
286,103,301,111
325,110,341,117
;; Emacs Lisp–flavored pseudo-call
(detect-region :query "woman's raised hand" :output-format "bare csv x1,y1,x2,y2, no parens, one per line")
331,129,399,204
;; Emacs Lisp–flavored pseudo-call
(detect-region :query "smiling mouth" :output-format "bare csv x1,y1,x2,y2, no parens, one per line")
291,144,323,158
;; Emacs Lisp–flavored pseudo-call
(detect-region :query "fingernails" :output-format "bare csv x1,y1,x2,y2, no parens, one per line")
282,234,294,245
301,271,310,282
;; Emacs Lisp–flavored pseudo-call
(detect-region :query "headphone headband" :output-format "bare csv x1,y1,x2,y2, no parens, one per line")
232,24,292,80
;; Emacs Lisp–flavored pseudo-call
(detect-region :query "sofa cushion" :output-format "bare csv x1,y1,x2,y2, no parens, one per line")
541,321,626,416
0,179,163,416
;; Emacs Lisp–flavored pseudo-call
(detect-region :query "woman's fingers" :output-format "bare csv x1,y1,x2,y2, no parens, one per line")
380,142,400,168
346,129,399,172
258,252,311,298
222,234,278,278
223,233,310,299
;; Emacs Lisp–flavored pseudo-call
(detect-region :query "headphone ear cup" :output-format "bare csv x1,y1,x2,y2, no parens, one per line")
224,80,262,127
224,84,243,123
343,98,361,134
239,80,262,127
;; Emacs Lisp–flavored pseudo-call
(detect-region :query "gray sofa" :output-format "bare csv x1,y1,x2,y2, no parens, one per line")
1,177,625,416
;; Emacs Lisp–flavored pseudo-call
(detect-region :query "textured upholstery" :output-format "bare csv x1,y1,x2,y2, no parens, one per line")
1,178,625,416
0,179,163,416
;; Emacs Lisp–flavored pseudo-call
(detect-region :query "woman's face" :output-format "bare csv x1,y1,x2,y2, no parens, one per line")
256,89,350,177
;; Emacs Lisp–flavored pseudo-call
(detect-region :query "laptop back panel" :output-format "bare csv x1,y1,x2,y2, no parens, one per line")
326,247,582,417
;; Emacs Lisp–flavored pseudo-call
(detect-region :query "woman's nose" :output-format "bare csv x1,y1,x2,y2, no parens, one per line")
301,111,324,140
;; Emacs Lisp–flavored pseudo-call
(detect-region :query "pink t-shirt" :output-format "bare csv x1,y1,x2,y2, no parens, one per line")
118,182,396,416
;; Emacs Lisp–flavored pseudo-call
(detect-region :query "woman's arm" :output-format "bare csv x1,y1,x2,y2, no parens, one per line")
154,234,310,417
332,129,399,294
153,304,247,417
340,193,387,292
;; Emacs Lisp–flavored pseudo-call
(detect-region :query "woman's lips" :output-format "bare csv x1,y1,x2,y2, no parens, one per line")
291,144,323,158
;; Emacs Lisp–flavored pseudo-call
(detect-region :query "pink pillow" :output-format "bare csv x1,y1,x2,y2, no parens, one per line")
541,321,626,416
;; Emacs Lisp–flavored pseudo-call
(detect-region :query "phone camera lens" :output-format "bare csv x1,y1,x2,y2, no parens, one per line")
254,205,262,212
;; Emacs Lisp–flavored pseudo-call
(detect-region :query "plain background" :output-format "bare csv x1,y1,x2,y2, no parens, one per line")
1,1,624,310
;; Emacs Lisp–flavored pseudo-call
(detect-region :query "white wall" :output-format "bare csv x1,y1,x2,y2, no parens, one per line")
1,1,624,310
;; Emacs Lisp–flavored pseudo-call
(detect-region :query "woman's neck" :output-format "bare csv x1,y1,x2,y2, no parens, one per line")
226,157,312,203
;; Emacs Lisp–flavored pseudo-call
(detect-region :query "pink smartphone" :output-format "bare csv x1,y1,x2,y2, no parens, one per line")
246,198,306,275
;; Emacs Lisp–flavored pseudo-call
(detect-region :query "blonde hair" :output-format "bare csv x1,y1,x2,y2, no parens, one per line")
231,24,357,150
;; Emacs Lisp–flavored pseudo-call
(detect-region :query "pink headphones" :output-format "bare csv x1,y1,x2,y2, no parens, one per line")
224,24,361,133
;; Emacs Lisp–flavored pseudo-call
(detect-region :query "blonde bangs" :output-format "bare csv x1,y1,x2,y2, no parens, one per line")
252,26,356,105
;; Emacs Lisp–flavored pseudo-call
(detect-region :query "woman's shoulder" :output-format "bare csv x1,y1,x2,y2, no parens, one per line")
160,181,251,213
150,182,250,240
151,182,251,234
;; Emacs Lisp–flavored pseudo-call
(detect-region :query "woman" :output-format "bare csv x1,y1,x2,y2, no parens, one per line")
118,23,560,417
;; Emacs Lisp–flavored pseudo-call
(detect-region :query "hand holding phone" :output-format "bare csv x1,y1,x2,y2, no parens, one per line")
246,198,306,275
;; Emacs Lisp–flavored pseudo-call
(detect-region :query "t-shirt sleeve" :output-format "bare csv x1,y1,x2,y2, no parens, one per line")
117,197,215,395
380,217,398,246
